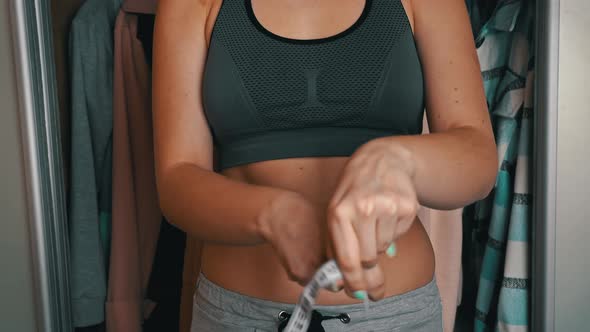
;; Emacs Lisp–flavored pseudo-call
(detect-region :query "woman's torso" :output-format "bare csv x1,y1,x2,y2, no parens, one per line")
200,0,435,305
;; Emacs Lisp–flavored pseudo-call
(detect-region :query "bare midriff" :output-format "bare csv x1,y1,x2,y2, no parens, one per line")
200,156,435,304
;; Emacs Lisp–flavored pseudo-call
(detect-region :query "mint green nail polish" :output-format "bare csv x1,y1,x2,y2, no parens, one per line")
353,290,367,300
386,243,397,257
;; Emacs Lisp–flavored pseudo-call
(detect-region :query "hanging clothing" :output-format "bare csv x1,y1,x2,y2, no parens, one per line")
463,0,534,331
108,3,190,330
466,0,501,36
107,10,161,331
51,0,85,190
68,0,122,327
111,2,203,331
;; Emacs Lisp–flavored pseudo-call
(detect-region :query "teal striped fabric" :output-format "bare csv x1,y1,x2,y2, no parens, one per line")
465,0,535,331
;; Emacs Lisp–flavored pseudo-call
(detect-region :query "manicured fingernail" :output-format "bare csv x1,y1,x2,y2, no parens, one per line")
353,290,367,300
386,243,397,257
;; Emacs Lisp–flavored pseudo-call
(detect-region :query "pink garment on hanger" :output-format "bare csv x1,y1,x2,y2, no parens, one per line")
123,0,156,14
106,11,161,332
418,113,463,332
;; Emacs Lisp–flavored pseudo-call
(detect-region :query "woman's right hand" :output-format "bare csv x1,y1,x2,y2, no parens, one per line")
257,191,327,286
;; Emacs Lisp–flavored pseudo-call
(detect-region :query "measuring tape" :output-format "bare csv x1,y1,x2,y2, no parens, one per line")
283,260,370,332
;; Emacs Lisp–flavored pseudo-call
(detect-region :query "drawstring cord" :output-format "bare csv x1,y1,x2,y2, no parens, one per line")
277,310,351,332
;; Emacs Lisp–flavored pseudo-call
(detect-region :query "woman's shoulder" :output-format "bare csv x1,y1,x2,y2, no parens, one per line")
156,0,217,21
155,0,222,47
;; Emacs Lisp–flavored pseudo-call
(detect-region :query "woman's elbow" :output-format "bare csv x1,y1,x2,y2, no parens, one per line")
155,162,209,232
476,139,499,201
155,172,176,225
155,165,186,228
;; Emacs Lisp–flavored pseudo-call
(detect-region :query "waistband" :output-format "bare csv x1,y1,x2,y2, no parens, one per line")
194,272,440,328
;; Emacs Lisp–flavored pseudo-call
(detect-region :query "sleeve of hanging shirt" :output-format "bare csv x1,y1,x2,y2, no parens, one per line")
68,1,116,325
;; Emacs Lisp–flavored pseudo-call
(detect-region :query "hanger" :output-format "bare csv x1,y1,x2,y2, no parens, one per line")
123,0,157,14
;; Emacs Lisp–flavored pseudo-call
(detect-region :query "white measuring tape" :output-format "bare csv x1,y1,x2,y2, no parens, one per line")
283,260,370,332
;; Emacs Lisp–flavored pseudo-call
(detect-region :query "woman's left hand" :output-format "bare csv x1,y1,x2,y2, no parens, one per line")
326,139,419,301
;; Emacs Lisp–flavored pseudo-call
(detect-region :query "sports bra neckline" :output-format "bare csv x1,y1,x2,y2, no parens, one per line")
244,0,373,45
203,0,424,171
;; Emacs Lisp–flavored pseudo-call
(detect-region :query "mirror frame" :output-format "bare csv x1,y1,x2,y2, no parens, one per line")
10,0,72,331
533,0,559,331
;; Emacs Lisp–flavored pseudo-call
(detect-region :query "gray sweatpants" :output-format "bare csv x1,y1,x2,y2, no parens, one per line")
191,272,443,332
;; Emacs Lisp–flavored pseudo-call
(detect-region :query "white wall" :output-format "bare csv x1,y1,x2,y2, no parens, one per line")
0,0,39,331
555,0,590,330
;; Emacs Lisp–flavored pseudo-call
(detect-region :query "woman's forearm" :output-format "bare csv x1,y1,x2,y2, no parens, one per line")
373,126,498,211
157,163,292,245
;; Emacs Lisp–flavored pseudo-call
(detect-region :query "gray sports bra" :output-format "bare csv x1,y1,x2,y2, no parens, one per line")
202,0,424,170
